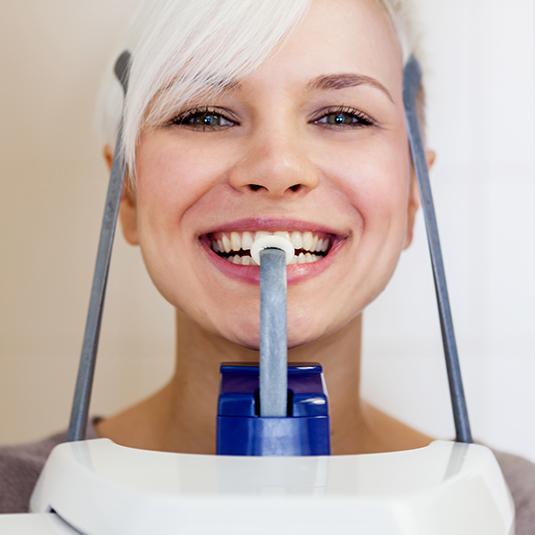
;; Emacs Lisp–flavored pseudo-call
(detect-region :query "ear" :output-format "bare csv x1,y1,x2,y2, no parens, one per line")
102,144,139,245
403,149,436,249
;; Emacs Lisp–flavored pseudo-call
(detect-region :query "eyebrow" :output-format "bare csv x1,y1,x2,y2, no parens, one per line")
306,73,394,103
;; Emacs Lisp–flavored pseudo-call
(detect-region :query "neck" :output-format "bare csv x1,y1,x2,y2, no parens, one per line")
158,310,366,454
96,310,432,453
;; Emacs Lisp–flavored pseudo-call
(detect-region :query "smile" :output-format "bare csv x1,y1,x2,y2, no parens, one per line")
209,230,332,265
198,219,347,285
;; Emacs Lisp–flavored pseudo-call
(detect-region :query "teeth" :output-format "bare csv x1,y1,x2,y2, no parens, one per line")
229,255,253,266
274,231,290,241
290,231,303,250
211,230,332,257
302,231,313,251
222,234,232,253
242,231,253,250
230,232,241,251
255,231,270,241
223,251,321,266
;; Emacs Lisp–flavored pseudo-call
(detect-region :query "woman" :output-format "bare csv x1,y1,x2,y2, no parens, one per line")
1,0,534,530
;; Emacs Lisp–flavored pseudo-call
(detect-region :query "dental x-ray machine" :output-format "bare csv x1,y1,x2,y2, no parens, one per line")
0,51,514,534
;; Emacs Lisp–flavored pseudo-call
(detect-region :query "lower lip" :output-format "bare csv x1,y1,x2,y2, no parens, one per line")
199,238,346,285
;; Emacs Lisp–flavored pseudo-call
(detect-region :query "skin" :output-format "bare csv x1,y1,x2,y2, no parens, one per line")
98,0,436,455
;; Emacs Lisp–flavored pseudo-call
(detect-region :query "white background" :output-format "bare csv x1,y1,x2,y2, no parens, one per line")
1,1,534,462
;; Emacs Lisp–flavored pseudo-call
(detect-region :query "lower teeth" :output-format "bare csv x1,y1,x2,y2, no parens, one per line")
225,252,321,265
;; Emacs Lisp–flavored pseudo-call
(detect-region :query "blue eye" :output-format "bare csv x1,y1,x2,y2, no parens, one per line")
172,108,235,129
327,112,356,125
315,107,374,128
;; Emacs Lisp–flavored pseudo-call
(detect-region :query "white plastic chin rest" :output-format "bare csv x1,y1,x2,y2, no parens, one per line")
0,439,509,534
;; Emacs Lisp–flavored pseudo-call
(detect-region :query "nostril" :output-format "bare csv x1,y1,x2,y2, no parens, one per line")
248,184,265,192
244,183,305,193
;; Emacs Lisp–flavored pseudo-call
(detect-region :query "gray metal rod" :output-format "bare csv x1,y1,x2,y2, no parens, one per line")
259,248,288,417
403,55,472,444
67,124,125,442
67,51,130,441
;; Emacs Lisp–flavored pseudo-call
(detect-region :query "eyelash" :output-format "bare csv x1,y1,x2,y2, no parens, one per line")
169,107,236,130
313,106,375,129
168,105,376,131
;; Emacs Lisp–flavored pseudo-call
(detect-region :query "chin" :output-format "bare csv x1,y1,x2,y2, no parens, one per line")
287,316,331,349
217,314,261,350
219,311,331,352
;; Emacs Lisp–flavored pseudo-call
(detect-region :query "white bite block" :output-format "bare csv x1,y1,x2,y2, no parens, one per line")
251,235,295,265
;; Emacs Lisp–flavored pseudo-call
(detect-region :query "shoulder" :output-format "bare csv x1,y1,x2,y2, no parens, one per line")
0,431,66,514
0,420,100,514
494,450,535,535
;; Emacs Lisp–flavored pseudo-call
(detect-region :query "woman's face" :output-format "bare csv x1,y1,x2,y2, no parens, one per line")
122,0,424,349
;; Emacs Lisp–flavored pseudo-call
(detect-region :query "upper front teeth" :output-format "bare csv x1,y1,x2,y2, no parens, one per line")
212,230,330,254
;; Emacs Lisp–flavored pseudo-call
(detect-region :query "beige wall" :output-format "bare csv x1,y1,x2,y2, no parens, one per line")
0,1,175,443
1,2,534,462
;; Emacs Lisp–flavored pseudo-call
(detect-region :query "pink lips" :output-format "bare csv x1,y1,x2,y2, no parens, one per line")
198,217,348,285
199,217,346,237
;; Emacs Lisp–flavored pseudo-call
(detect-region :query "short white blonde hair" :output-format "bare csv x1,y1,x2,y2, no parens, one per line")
97,0,420,180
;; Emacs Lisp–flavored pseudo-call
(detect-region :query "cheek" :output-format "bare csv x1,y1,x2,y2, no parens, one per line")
306,132,413,321
316,134,412,231
132,134,234,307
135,134,226,225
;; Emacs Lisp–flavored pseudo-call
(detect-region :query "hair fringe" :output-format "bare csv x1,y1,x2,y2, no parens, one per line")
97,0,426,182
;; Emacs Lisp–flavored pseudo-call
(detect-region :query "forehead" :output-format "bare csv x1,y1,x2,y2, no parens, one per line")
236,0,403,100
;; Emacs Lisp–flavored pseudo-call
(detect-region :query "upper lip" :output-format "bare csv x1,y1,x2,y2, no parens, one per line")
198,217,350,238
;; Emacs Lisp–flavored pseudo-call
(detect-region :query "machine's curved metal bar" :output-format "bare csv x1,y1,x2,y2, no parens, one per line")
403,55,472,444
259,248,288,417
67,51,131,441
66,50,471,443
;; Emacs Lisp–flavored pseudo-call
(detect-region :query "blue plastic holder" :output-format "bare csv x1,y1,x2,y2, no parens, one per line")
216,363,330,456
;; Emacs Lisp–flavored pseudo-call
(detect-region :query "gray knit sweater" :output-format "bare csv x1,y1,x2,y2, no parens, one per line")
1,423,534,533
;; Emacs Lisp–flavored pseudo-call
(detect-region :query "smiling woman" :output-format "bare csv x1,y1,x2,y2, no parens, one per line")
1,0,534,530
108,0,424,356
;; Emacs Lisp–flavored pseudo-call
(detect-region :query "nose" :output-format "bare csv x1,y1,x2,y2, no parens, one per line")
228,132,320,197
